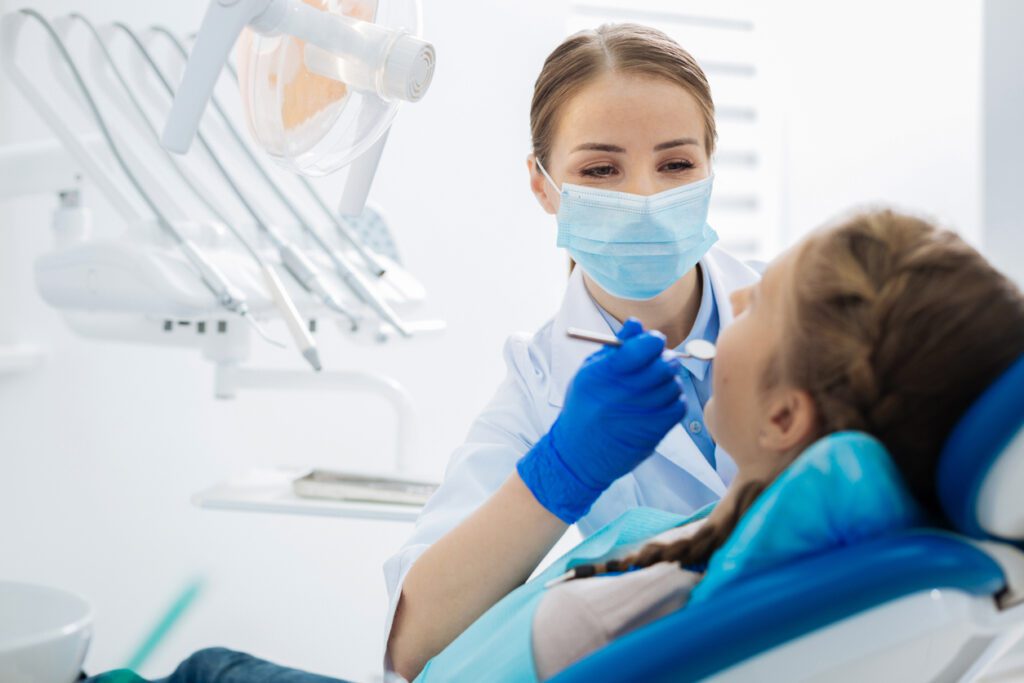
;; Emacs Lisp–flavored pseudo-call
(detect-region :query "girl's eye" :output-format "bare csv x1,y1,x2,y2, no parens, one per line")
580,165,618,178
660,160,695,173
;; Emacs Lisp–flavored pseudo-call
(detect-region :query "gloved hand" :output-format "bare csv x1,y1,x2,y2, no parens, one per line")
517,319,688,523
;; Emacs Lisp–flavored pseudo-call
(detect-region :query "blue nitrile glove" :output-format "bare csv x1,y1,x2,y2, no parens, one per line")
517,319,688,523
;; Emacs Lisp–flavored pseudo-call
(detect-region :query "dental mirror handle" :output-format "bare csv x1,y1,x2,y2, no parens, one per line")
566,328,630,348
566,328,716,361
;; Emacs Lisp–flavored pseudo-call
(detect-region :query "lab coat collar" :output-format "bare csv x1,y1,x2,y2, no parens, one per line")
548,246,744,409
547,246,757,498
548,265,617,410
592,262,716,383
656,424,729,496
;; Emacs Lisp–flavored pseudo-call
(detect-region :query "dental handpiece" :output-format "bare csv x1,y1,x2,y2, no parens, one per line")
179,240,286,349
278,242,358,331
110,22,327,370
59,14,281,346
566,328,717,361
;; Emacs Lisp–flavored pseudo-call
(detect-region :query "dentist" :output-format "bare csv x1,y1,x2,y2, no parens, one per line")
386,23,760,681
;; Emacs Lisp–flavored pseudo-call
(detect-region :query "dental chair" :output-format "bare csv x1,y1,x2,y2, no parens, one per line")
551,355,1024,683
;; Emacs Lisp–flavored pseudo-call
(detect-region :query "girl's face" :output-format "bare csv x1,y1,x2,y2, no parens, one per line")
704,246,819,479
529,70,710,206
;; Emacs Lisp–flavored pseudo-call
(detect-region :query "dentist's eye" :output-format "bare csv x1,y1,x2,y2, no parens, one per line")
581,165,618,178
660,160,695,173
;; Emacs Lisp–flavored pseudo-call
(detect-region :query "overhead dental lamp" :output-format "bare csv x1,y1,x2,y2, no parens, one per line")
162,0,435,177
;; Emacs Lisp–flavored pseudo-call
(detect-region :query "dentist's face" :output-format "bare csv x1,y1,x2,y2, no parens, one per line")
530,70,711,209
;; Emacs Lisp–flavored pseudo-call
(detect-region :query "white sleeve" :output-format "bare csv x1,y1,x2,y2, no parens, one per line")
381,328,553,670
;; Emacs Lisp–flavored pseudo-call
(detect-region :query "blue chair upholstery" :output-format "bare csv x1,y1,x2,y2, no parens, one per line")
551,353,1024,683
549,532,1002,683
939,353,1024,547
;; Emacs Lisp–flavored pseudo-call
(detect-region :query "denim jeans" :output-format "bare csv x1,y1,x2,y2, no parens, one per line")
86,648,355,683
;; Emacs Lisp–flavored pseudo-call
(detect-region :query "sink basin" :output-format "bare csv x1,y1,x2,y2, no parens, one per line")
0,580,93,683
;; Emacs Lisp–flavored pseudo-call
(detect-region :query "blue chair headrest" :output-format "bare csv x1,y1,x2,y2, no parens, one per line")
938,353,1024,547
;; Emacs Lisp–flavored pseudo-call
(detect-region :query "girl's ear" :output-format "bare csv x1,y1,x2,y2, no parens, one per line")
527,154,558,215
758,388,817,454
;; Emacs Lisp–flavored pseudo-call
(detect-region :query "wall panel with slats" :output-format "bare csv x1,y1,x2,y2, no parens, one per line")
567,1,780,261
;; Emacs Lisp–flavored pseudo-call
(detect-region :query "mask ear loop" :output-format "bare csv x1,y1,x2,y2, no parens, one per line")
535,157,562,194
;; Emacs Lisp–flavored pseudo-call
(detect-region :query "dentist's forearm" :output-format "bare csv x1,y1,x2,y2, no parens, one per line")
388,472,568,681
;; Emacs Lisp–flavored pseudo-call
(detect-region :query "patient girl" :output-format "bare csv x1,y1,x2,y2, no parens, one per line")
414,208,1024,681
87,210,1024,682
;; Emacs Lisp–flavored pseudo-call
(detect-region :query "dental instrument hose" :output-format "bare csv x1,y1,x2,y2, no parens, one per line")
67,14,240,240
84,15,335,362
153,26,409,335
214,57,411,337
116,23,356,333
113,20,326,367
156,27,407,336
13,9,290,354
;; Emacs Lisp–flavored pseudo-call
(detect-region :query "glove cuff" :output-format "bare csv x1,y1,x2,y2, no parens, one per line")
517,429,603,525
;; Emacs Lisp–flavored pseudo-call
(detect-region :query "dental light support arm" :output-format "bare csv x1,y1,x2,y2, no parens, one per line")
338,129,389,221
161,0,435,155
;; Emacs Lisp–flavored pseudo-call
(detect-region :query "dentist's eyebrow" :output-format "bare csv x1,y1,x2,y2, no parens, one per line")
654,137,700,151
570,142,627,154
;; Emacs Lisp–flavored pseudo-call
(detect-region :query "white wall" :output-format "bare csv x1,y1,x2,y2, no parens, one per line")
983,0,1024,285
765,0,984,250
1,0,1014,681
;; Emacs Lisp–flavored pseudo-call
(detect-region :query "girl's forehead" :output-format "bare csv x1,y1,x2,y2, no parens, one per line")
760,246,801,304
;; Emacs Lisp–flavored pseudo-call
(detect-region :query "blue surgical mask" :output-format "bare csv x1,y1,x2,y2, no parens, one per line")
538,161,718,301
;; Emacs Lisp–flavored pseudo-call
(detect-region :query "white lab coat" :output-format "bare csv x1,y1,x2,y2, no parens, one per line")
382,245,761,663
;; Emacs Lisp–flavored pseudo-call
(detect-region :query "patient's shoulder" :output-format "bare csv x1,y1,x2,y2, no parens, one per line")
533,563,700,680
